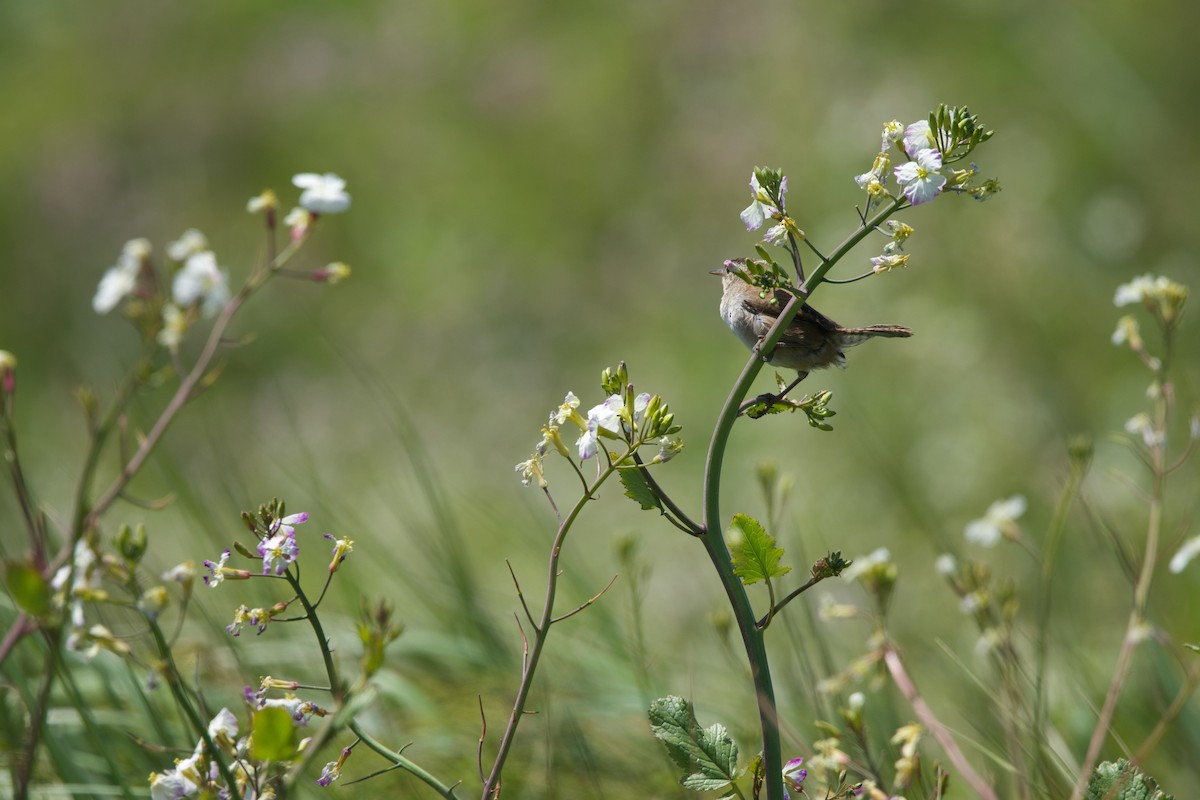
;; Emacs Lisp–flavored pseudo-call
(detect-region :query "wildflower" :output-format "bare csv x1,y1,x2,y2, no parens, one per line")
901,119,936,158
650,436,683,464
964,495,1025,547
515,454,547,488
1113,273,1189,322
314,262,351,284
162,561,195,585
894,148,946,206
166,229,209,261
576,394,622,460
842,547,889,582
869,253,909,274
323,533,354,573
935,553,957,577
740,172,780,232
139,586,169,617
1124,413,1164,449
855,152,891,190
782,757,808,799
172,251,230,319
258,531,299,576
94,239,150,314
203,549,250,587
1111,315,1140,347
317,746,353,787
256,694,326,726
880,119,905,150
270,512,309,538
293,172,351,214
207,708,239,752
247,190,277,214
149,766,198,800
283,207,311,239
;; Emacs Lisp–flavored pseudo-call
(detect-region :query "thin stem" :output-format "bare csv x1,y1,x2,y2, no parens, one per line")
481,449,627,797
756,574,821,629
883,644,998,800
350,722,461,799
631,452,703,535
145,617,242,794
1070,378,1169,800
14,629,59,800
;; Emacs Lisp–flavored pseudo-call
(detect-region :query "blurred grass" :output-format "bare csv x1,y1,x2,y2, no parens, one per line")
1,0,1199,796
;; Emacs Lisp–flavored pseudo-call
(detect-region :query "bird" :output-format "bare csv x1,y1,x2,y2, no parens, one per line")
711,259,912,400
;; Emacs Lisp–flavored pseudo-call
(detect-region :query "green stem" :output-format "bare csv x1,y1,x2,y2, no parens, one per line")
350,723,461,798
146,616,242,794
699,195,905,799
481,450,628,797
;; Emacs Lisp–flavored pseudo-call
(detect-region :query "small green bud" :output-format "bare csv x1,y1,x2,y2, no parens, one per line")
116,523,148,564
233,541,257,559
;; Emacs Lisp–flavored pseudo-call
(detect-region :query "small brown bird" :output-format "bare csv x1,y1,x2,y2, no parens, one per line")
712,260,912,395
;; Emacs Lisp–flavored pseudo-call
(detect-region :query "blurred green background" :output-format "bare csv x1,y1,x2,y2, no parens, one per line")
1,1,1198,796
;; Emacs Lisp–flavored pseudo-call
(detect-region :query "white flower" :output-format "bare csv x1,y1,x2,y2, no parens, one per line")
166,229,209,261
172,251,230,318
1169,535,1200,573
881,119,905,149
739,172,778,232
149,767,197,800
902,120,936,158
292,172,350,214
93,239,150,314
894,148,946,206
847,691,866,711
1124,413,1164,449
551,392,582,426
1113,275,1158,307
965,495,1026,547
870,253,909,274
935,553,957,576
842,547,890,581
246,190,277,214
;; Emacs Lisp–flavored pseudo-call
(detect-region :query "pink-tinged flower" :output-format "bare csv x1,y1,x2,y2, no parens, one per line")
293,172,351,214
902,119,936,158
782,756,808,799
258,695,326,726
203,549,250,587
894,149,946,206
258,532,299,576
271,512,310,538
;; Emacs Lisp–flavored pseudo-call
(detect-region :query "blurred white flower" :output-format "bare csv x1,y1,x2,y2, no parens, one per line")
842,546,890,581
935,553,957,576
1124,412,1164,449
166,229,209,261
965,495,1026,547
172,251,230,318
293,172,350,214
93,238,150,314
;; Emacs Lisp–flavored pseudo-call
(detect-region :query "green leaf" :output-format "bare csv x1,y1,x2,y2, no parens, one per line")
6,560,52,619
249,707,296,762
728,514,791,585
1085,759,1174,800
619,468,662,512
649,696,739,791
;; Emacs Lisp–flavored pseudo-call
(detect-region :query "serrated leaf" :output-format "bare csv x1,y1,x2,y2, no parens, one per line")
249,707,296,762
6,561,52,619
649,696,739,791
1085,759,1174,800
728,514,791,585
619,468,662,512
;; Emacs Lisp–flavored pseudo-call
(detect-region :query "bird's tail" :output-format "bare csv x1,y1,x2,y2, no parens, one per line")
839,324,913,347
